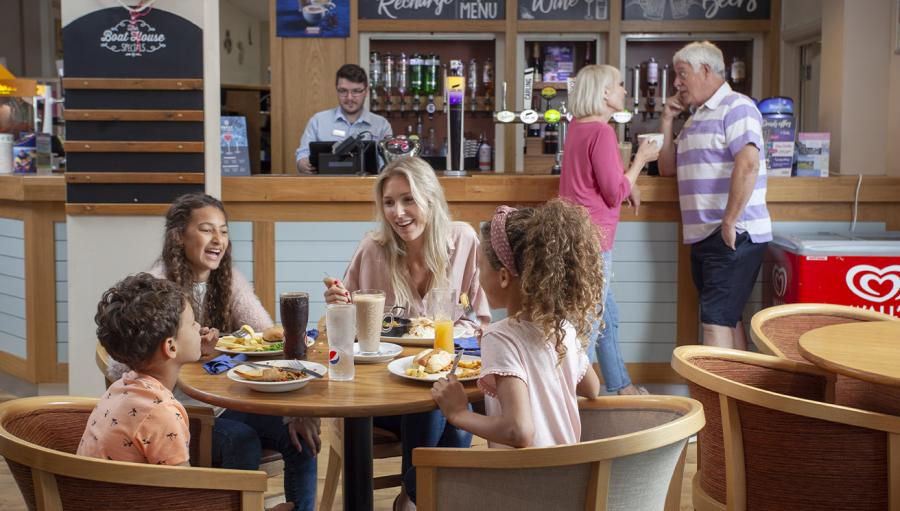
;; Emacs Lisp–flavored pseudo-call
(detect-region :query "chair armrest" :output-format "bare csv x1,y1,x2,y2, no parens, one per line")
185,405,215,467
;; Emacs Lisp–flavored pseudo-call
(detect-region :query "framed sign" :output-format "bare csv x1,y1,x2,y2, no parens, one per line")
360,0,505,20
518,0,609,21
221,116,250,176
277,0,350,38
623,0,770,21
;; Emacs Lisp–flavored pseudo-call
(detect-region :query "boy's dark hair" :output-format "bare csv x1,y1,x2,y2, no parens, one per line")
335,64,368,86
95,273,187,370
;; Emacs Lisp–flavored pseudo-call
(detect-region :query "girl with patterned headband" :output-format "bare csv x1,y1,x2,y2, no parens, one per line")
432,198,603,448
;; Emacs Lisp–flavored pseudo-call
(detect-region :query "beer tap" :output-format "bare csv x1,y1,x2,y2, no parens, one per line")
551,100,569,175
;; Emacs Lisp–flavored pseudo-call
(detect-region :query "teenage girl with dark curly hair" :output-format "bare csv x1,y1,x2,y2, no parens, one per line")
432,199,602,447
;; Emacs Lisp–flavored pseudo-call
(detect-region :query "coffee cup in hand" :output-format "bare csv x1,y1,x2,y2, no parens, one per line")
637,133,664,148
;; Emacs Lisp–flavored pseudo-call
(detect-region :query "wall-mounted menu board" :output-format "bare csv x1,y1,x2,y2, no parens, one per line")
518,0,609,21
623,0,770,20
62,0,206,205
359,0,505,20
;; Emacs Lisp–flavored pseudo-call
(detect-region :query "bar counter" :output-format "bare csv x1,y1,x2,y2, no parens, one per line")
2,173,899,386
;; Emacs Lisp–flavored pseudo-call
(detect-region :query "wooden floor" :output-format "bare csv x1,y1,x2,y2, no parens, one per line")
0,434,697,510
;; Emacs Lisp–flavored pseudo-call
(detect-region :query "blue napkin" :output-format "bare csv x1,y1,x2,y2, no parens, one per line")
306,329,319,341
454,336,480,356
203,353,248,375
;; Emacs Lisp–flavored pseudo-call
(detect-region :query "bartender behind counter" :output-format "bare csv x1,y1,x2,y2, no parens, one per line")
295,64,392,174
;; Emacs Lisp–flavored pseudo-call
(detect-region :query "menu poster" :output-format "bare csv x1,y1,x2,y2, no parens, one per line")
360,0,505,20
221,116,250,176
518,0,609,21
277,0,350,37
623,0,770,20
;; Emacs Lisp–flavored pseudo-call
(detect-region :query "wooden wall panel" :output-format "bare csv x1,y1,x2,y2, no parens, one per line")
270,0,348,174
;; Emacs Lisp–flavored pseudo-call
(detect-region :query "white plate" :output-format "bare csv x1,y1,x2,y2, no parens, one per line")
387,354,481,383
227,360,327,393
352,342,403,364
216,346,285,357
382,325,469,346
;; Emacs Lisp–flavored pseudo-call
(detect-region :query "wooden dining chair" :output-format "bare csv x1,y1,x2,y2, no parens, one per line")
749,303,896,361
315,315,405,511
0,396,268,510
748,304,900,416
672,345,900,511
411,395,704,511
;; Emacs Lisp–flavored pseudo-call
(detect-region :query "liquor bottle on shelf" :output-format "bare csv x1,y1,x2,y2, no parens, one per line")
396,52,409,116
410,54,423,113
423,54,439,119
646,57,658,119
423,127,437,156
478,134,492,171
583,42,593,68
468,58,478,113
530,42,543,78
383,52,395,115
482,58,494,110
370,52,382,111
543,122,558,154
730,56,746,85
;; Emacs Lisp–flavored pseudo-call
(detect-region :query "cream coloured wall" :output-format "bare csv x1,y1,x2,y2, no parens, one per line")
820,0,892,175
219,0,267,86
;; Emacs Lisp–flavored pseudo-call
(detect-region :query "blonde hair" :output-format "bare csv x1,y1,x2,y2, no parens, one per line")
480,199,605,361
372,157,452,309
569,64,620,119
673,41,726,79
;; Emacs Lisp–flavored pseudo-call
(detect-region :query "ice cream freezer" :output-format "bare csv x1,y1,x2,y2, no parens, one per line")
764,231,900,318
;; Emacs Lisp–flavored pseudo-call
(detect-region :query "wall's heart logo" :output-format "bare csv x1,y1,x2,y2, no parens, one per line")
845,265,900,303
773,265,787,297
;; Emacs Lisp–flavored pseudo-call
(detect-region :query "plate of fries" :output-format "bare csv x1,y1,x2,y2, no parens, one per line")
216,335,284,356
387,350,482,382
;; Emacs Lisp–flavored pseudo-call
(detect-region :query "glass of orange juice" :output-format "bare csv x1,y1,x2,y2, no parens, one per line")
427,288,458,353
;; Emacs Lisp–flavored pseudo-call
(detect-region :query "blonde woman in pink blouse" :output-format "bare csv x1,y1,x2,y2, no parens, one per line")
325,157,489,510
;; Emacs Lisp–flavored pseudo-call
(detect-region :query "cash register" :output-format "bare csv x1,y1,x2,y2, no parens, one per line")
310,136,379,175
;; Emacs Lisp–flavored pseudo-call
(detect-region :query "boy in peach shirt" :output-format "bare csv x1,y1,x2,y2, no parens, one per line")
78,273,202,466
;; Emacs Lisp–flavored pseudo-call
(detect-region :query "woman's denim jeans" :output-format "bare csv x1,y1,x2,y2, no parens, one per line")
213,410,317,511
588,251,633,392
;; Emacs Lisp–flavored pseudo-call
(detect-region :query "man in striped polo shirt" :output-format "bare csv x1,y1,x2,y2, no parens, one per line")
658,41,772,350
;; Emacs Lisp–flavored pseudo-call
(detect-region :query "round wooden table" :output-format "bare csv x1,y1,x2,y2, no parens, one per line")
798,320,900,387
178,346,482,511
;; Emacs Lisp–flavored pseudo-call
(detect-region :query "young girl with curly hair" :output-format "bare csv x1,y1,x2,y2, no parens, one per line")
432,199,602,447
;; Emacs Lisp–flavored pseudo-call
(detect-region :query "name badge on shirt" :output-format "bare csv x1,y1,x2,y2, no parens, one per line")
332,129,346,137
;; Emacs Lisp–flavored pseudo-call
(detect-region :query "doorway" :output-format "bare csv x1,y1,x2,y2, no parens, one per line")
798,41,821,132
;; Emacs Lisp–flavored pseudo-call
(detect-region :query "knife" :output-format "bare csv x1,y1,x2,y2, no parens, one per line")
448,349,464,376
239,361,324,379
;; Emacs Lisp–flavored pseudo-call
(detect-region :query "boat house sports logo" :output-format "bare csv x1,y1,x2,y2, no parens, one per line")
100,18,167,57
846,264,900,304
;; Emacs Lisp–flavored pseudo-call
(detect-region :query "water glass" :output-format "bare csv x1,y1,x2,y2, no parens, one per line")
326,303,356,381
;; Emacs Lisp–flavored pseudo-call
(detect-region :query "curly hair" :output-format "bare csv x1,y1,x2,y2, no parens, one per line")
159,192,233,331
95,273,187,371
481,199,605,361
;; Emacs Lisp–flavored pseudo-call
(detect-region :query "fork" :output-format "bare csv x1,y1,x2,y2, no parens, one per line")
222,325,251,340
459,292,476,322
286,359,325,379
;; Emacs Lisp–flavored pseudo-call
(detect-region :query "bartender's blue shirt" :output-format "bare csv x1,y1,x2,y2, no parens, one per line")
295,107,392,164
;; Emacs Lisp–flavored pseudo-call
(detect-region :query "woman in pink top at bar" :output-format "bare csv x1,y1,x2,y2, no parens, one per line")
432,199,601,448
559,64,659,396
324,156,490,510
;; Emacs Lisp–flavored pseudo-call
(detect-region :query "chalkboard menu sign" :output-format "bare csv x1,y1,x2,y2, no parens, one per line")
623,0,770,20
518,0,609,21
62,1,206,205
359,0,505,20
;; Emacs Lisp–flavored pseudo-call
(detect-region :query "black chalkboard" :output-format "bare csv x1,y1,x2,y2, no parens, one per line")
63,7,203,78
517,0,609,21
359,0,505,20
66,121,204,142
623,0,770,20
67,183,204,204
